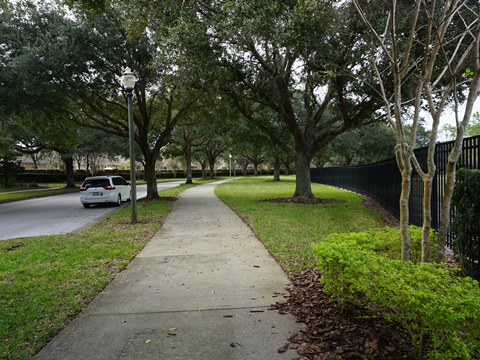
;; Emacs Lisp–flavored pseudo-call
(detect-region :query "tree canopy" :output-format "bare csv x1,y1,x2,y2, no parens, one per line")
1,0,479,207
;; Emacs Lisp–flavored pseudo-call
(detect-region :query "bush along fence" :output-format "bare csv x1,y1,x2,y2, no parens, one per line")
311,134,480,249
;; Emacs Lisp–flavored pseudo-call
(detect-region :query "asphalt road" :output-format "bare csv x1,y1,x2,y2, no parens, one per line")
0,181,183,241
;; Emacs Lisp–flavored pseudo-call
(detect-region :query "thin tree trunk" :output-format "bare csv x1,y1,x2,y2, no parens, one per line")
421,174,433,262
273,154,281,182
184,142,193,184
63,155,76,188
200,164,207,179
86,155,90,175
284,164,290,175
208,161,215,179
395,144,413,262
437,160,457,261
437,65,480,261
399,168,412,262
30,154,38,169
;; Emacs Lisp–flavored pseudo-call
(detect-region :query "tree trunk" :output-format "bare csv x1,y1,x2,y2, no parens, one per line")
30,154,38,169
184,142,193,184
395,142,413,262
86,155,90,175
241,164,248,175
144,158,159,199
421,174,434,262
63,155,76,188
418,112,439,263
437,155,459,262
209,161,215,179
437,70,480,261
293,151,314,199
273,154,281,182
399,167,412,262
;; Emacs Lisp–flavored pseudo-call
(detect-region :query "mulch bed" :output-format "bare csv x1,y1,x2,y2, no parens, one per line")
271,269,417,360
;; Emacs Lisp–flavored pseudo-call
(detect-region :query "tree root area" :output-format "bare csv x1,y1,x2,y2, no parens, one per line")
271,269,416,360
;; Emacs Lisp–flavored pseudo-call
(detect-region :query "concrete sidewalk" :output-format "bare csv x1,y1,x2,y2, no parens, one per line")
34,180,301,359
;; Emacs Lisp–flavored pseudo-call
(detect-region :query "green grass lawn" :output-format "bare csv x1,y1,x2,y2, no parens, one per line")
0,183,198,360
215,176,384,272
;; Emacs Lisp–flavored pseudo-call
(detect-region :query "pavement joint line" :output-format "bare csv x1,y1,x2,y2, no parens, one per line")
83,305,281,317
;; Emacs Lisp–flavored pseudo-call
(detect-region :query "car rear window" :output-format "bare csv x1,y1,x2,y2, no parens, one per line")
112,177,128,186
83,179,110,188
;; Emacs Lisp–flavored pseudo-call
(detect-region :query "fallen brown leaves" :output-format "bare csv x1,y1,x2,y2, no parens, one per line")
271,269,416,360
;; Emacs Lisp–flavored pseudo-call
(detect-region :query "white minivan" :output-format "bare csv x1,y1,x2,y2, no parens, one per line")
80,175,131,208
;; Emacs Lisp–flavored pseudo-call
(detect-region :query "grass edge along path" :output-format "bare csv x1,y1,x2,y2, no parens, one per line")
0,182,204,360
215,176,384,272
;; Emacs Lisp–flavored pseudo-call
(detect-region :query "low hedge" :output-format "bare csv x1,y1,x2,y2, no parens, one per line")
313,227,480,359
16,173,86,183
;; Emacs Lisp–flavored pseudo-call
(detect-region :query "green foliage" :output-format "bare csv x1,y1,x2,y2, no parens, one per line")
313,228,480,359
317,123,396,166
451,168,480,281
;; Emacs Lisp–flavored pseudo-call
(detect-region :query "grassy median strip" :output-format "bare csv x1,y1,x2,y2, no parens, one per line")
216,176,384,272
0,183,196,360
0,188,79,203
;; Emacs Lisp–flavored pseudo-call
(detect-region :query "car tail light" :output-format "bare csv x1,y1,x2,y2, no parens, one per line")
103,186,116,190
80,187,87,191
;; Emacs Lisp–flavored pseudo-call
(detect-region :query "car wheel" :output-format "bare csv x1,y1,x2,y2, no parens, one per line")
83,203,91,208
127,191,131,202
115,194,121,206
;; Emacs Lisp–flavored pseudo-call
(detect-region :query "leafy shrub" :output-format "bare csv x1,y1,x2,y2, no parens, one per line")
313,228,480,359
315,226,435,264
451,168,480,281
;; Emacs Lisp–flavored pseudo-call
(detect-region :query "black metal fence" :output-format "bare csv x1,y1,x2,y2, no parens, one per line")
311,135,480,248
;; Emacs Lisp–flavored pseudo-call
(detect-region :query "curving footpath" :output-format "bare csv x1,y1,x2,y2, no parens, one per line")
34,180,301,359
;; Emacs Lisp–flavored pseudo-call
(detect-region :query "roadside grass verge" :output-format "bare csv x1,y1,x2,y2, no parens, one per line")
216,176,384,272
0,179,186,203
0,188,79,203
0,182,200,360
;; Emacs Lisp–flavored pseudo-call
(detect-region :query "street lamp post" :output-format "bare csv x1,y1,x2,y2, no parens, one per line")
121,67,138,224
229,154,232,177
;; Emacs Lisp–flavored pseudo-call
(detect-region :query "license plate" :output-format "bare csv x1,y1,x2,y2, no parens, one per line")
93,192,101,196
